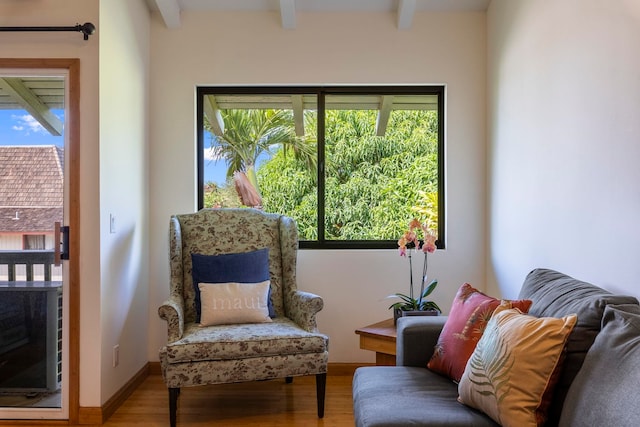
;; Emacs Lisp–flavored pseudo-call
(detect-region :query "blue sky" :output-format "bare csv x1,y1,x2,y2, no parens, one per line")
0,110,258,185
0,109,64,147
1,109,224,183
202,132,272,186
202,132,229,185
203,158,228,185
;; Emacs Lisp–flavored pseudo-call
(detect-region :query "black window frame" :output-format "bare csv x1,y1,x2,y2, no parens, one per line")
196,85,445,250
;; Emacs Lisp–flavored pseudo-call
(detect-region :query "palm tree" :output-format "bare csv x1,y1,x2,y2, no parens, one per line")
207,109,315,200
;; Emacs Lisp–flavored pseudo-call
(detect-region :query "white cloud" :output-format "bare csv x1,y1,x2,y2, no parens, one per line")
11,114,47,135
204,145,222,161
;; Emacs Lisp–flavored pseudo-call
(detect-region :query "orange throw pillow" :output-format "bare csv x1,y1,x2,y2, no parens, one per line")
427,283,532,382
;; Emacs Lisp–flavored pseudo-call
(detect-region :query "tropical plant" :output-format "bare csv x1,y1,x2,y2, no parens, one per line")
411,190,439,233
205,108,315,199
258,109,439,241
204,107,439,239
203,180,241,208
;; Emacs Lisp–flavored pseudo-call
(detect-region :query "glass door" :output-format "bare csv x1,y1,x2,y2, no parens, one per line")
0,70,70,419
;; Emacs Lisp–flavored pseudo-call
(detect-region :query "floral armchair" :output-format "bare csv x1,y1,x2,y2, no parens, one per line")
158,208,328,426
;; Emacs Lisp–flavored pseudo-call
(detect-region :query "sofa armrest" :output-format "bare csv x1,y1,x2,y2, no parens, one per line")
158,294,185,343
396,315,447,367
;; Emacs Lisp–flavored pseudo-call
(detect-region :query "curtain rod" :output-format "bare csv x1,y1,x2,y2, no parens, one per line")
0,22,95,40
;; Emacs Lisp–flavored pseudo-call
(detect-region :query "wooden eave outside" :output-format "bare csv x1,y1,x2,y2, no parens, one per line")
0,76,64,136
203,93,438,137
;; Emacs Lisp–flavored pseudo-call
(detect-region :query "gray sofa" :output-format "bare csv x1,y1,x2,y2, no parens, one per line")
352,268,640,427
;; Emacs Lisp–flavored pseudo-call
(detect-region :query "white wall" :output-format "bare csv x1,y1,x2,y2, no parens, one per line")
0,0,102,409
99,0,150,404
0,0,152,409
487,0,640,299
148,10,487,362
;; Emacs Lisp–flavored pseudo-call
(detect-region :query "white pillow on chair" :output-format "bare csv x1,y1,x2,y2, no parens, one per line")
198,280,273,326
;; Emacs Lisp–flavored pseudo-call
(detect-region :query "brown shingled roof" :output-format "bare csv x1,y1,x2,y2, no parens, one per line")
0,145,63,233
0,207,63,233
0,145,63,207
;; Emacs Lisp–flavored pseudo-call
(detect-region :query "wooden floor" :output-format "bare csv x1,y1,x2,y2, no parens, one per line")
103,374,355,427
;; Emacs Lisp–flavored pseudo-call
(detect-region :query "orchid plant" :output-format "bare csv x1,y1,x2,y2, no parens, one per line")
389,219,441,313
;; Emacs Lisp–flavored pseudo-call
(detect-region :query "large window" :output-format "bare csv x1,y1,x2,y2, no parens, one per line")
197,86,444,249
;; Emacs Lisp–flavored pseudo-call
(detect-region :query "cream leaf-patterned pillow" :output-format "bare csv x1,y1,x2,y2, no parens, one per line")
458,302,577,427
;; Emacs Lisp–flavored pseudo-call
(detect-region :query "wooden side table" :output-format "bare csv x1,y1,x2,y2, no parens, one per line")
355,318,397,366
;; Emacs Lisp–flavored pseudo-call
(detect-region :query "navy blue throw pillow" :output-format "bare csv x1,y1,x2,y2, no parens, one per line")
191,248,275,322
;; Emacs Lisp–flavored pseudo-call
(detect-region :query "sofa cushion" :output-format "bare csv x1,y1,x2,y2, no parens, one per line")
458,303,577,427
517,268,639,425
353,366,499,427
427,283,532,382
164,317,327,364
559,304,640,427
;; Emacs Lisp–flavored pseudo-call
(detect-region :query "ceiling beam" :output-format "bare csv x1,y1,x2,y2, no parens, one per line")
397,0,416,30
291,95,304,136
203,95,225,136
0,77,63,136
376,96,394,137
153,0,181,29
279,0,296,29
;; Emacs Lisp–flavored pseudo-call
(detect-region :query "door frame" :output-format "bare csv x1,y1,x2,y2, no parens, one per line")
0,58,80,423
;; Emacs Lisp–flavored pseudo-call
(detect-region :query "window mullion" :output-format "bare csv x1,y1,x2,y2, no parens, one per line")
317,90,326,243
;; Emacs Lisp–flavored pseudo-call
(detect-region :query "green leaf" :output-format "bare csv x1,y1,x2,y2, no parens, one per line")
421,279,438,297
419,301,441,312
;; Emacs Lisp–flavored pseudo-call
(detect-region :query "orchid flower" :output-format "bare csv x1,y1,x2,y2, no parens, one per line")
408,218,422,231
392,218,440,315
397,229,419,257
422,227,437,253
398,219,437,256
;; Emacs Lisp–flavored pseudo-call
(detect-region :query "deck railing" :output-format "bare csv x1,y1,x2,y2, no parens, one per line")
0,250,61,282
0,249,62,392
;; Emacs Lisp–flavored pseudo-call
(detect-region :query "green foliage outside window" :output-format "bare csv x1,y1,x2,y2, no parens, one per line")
258,109,439,241
203,104,440,245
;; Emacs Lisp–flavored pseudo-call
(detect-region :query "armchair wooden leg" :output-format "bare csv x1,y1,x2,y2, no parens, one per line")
169,387,180,427
285,376,293,384
316,373,327,418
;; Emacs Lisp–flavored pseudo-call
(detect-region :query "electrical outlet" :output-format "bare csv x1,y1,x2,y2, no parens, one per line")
113,344,119,367
109,214,116,234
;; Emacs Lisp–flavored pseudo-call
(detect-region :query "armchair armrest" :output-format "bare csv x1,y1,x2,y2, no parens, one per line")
286,290,324,333
396,315,447,367
158,294,185,343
